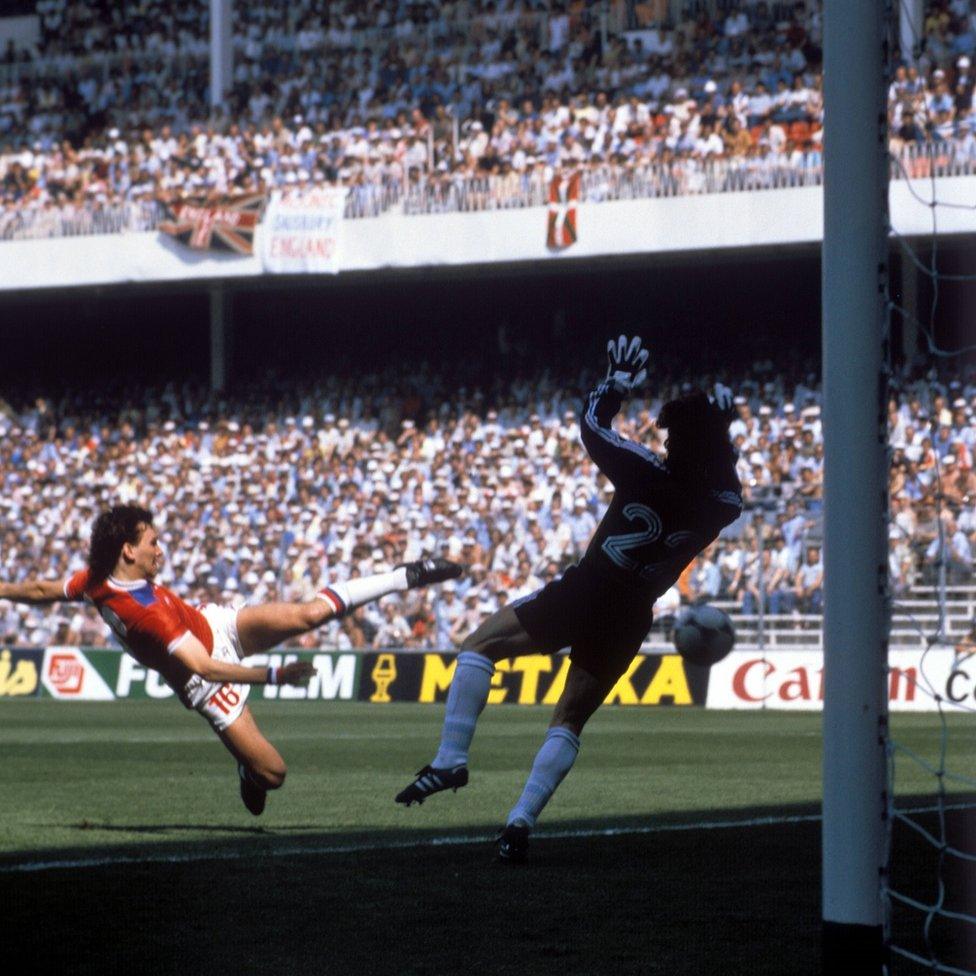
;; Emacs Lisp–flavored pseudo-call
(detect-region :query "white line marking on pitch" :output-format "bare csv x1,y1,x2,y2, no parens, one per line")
3,802,974,874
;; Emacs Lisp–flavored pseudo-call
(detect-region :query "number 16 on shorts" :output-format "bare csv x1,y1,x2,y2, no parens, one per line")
199,681,249,730
209,684,240,715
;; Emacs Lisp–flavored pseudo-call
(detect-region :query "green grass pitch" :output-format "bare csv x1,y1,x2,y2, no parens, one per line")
0,701,973,975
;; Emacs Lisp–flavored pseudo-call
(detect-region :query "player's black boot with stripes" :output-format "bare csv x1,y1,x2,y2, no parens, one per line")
495,821,530,864
397,558,463,588
394,764,469,806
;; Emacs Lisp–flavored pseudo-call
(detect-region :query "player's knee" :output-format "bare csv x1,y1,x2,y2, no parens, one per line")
461,607,530,662
459,632,504,662
301,602,330,630
459,631,485,654
254,760,287,790
551,693,596,734
460,621,510,661
550,711,586,737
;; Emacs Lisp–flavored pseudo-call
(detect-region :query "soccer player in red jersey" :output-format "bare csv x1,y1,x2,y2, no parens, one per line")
0,504,460,815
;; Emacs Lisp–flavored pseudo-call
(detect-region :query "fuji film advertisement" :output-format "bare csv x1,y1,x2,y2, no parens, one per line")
107,650,363,703
41,647,115,700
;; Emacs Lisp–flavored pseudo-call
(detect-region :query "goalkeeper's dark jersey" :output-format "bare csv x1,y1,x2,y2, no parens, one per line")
578,381,743,600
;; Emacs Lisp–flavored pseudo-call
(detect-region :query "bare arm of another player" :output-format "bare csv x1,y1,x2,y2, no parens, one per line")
0,579,73,605
171,632,316,686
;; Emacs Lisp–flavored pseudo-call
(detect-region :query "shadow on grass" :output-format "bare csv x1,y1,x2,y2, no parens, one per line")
1,797,972,976
6,791,974,867
62,820,275,836
2,799,824,976
4,797,829,869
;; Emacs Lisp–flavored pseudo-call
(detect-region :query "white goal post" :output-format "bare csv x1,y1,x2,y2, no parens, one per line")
821,1,890,972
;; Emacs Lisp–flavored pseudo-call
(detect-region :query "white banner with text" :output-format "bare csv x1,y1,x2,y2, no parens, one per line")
4,177,976,291
705,647,972,712
260,188,347,274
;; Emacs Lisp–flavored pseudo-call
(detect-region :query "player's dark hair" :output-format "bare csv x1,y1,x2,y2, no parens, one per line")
658,392,737,486
88,505,154,584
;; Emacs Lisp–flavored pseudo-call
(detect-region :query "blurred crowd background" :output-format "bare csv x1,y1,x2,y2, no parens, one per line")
1,351,972,649
2,1,976,236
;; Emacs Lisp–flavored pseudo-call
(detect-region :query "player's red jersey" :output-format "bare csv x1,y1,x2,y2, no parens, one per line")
64,569,214,689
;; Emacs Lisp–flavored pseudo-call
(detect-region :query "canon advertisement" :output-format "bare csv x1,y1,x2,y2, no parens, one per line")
705,648,973,712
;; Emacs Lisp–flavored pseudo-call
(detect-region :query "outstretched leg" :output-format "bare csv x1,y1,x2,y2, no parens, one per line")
228,560,459,812
237,560,460,654
236,598,339,656
395,605,539,806
217,705,287,816
498,662,618,862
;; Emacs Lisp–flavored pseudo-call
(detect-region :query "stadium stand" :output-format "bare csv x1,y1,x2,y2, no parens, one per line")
0,357,972,650
1,1,975,238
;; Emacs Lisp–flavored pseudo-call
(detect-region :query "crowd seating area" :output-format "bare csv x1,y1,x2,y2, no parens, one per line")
1,2,975,237
1,359,973,650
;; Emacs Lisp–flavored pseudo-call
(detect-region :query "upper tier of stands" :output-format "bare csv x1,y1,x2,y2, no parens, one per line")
1,2,975,237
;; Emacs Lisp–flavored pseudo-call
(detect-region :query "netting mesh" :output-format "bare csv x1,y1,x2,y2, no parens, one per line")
882,5,976,971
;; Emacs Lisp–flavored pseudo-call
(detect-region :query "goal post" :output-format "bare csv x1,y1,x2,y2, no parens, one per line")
821,1,890,972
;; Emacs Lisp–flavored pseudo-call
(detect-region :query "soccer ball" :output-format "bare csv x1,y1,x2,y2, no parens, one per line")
673,604,735,666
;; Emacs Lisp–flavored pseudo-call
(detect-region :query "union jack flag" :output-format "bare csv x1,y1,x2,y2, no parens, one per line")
546,171,580,250
158,193,265,255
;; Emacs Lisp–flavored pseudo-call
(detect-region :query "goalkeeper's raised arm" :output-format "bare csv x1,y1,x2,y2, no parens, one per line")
580,334,668,490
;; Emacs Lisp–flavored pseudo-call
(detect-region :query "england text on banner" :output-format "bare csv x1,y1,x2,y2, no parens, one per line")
261,188,347,274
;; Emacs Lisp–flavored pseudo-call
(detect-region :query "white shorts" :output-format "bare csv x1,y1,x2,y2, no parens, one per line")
179,604,251,732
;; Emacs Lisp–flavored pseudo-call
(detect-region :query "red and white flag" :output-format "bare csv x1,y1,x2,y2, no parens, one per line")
546,171,580,250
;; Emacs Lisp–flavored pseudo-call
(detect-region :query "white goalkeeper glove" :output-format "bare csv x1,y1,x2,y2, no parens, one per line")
606,334,649,395
709,383,737,424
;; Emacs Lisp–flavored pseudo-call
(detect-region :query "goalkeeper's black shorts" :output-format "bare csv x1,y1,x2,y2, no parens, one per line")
510,563,654,683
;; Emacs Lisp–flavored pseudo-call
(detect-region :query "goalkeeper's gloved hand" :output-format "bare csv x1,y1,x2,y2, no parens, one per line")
606,334,649,396
709,383,737,425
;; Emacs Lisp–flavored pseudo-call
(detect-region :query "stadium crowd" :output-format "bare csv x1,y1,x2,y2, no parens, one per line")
1,1,976,236
1,359,973,650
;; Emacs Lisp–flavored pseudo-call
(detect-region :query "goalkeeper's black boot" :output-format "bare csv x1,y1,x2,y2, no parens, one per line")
496,821,530,864
395,764,469,806
238,763,267,816
398,558,463,589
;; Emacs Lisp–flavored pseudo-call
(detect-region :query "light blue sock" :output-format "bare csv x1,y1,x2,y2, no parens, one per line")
506,726,581,828
432,651,494,769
